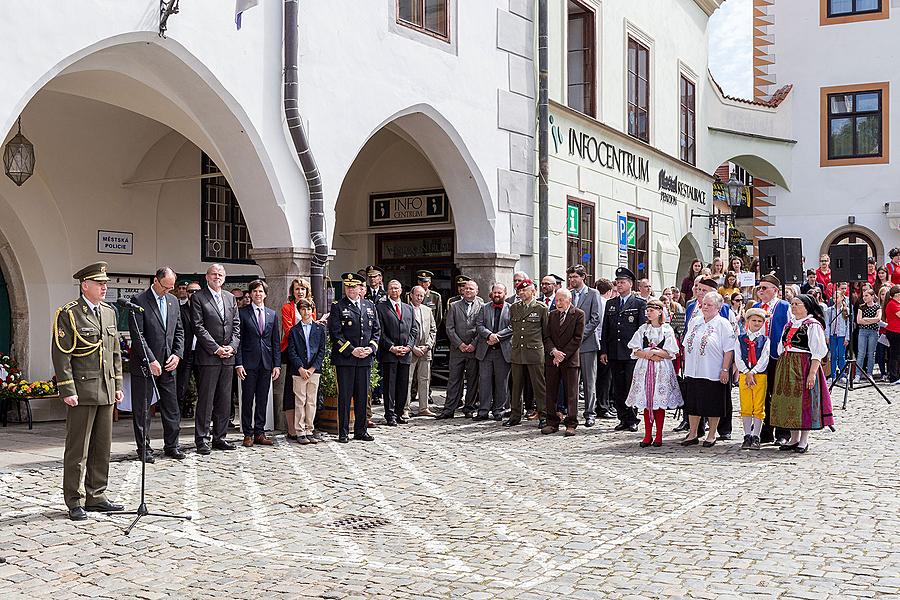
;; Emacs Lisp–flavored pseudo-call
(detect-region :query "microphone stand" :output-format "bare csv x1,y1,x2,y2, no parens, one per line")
111,304,192,535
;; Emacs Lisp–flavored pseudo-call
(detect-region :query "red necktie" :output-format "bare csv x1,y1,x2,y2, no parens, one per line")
747,337,757,367
762,303,770,335
395,303,401,320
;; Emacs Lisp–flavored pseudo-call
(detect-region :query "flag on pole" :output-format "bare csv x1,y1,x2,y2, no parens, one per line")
235,0,259,30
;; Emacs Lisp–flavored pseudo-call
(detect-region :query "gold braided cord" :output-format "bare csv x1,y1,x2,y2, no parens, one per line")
53,307,103,366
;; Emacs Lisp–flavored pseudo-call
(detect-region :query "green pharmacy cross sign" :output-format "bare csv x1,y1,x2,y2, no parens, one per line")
567,204,579,236
626,219,636,247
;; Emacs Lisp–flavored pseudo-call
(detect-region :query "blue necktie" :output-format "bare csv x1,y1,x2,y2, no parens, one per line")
158,295,166,322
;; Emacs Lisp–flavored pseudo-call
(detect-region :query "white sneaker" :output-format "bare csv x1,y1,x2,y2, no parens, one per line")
853,376,861,383
891,379,900,386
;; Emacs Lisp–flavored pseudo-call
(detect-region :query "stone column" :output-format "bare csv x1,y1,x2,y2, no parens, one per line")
249,246,314,431
454,252,520,296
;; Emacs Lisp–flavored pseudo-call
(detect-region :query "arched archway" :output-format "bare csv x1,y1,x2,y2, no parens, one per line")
820,225,883,264
677,233,704,284
1,34,302,378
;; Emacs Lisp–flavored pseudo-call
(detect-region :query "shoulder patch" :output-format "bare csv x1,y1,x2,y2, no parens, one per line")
61,300,78,311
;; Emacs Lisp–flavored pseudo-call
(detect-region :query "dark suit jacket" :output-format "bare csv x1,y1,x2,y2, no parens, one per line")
179,300,195,359
543,307,585,368
600,294,646,361
236,304,281,371
191,287,241,366
128,288,184,375
475,302,513,362
286,320,326,374
375,300,419,364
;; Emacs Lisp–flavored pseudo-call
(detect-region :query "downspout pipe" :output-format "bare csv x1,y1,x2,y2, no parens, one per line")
537,0,549,277
284,0,328,310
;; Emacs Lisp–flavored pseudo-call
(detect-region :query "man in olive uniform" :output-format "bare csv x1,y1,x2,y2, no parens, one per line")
51,262,124,521
599,267,646,432
328,273,380,443
446,274,470,311
505,278,548,426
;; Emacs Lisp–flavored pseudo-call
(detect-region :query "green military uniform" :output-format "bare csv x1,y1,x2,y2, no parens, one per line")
508,297,548,423
405,270,443,326
51,262,123,512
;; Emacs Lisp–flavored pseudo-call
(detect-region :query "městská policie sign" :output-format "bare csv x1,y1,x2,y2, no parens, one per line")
369,188,450,227
97,230,133,255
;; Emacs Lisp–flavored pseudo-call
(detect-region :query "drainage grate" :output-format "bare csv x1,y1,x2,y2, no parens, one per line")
323,515,392,531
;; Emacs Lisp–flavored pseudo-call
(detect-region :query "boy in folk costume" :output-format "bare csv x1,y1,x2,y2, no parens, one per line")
734,308,770,450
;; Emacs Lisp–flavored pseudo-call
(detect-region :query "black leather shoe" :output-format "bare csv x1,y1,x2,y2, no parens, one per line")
740,435,752,450
717,433,732,441
212,440,236,451
614,422,628,431
491,413,504,421
396,416,409,425
85,500,124,512
165,448,186,460
794,444,809,454
462,411,473,419
680,437,699,446
639,440,652,448
138,451,155,464
384,419,398,427
598,409,616,419
502,419,521,427
68,507,88,521
779,442,799,451
759,434,775,444
652,440,662,447
774,437,788,447
472,414,490,421
673,421,689,433
354,433,375,441
434,413,453,420
196,444,211,455
626,423,639,432
702,439,716,448
584,417,595,427
338,435,349,444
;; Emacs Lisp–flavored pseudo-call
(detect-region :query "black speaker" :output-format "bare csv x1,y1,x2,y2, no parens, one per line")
829,243,869,283
758,237,803,285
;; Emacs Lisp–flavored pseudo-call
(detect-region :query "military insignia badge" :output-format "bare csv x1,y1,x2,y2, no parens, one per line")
628,316,635,322
58,329,65,338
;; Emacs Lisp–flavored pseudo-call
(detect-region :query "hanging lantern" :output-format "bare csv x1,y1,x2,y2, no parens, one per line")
4,117,35,187
725,171,746,208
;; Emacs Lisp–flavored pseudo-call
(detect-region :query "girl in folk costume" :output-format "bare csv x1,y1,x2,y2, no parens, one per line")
625,300,683,447
770,294,835,454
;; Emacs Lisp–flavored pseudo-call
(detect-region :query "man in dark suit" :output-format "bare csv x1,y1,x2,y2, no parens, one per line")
566,264,603,427
328,273,380,443
542,288,585,436
235,280,281,447
437,279,484,419
375,280,418,426
538,274,561,308
176,281,201,419
128,267,185,462
191,263,241,454
474,283,512,421
599,267,646,432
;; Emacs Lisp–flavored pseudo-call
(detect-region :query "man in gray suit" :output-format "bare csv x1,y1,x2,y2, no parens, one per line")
474,283,512,421
191,263,241,454
566,265,602,427
408,286,437,417
436,280,484,419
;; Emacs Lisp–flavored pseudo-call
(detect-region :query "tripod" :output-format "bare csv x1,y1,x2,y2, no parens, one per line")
828,288,891,410
112,305,192,535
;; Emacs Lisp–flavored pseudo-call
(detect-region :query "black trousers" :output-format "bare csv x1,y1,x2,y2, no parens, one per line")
175,352,199,413
760,357,790,441
337,364,369,438
609,359,638,425
195,364,233,446
132,370,180,453
240,368,272,437
717,375,734,436
382,361,410,421
886,330,900,382
595,359,612,412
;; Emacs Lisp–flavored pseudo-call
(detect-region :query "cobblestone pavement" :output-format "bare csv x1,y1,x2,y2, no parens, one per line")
0,386,898,599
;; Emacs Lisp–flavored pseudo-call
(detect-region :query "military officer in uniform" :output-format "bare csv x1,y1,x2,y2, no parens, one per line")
328,273,380,443
599,267,646,432
365,265,387,304
446,274,470,311
51,262,125,521
505,278,548,426
407,270,443,326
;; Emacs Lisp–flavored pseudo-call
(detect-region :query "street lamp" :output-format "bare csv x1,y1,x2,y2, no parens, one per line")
3,117,35,187
725,171,746,208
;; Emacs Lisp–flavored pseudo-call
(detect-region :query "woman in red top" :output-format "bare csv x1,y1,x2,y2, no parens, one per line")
885,285,900,384
680,259,703,303
281,279,314,439
815,254,833,300
887,248,900,285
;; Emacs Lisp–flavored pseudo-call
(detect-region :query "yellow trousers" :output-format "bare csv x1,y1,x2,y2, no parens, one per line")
738,373,767,420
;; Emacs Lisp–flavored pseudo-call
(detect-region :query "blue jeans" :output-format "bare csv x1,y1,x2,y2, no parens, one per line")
829,335,846,380
856,329,878,376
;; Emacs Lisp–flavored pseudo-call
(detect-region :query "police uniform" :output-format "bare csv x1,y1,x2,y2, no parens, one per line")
328,273,380,442
599,267,646,430
51,262,124,520
506,284,548,425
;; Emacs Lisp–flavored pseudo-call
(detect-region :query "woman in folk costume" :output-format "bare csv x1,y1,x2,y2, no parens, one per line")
770,294,835,454
625,300,683,447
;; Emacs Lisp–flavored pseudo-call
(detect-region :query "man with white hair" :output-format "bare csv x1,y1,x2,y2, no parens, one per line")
507,271,529,304
407,285,437,417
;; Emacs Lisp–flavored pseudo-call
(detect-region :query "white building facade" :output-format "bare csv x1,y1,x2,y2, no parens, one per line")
760,0,899,264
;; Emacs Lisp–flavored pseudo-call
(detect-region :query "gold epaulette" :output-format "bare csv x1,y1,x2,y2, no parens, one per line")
60,300,78,312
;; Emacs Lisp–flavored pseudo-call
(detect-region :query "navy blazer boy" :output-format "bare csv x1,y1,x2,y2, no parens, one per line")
287,318,326,375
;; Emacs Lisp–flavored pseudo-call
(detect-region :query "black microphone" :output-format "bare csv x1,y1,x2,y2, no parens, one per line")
116,298,144,313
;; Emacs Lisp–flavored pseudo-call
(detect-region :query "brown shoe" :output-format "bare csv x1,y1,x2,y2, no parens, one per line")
540,425,559,435
254,435,273,446
367,420,378,428
242,436,254,447
526,411,540,421
564,427,576,437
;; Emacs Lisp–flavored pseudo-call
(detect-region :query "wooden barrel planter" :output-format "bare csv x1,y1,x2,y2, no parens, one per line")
316,395,339,434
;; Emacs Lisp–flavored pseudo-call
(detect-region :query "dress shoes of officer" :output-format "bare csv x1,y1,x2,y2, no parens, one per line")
396,416,409,424
502,418,520,427
212,439,236,451
68,507,88,521
354,433,375,441
338,435,349,443
472,414,491,422
85,500,124,512
165,448,186,460
196,444,211,455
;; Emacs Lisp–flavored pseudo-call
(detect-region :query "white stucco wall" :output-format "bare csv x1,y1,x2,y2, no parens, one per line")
769,2,899,264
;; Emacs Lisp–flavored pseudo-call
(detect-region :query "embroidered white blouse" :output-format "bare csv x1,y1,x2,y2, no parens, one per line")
682,314,736,381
